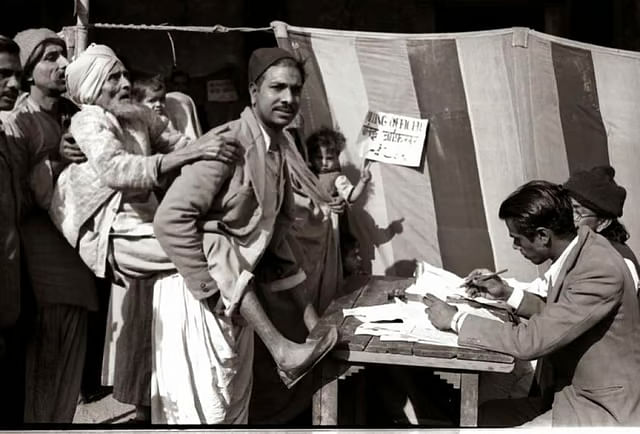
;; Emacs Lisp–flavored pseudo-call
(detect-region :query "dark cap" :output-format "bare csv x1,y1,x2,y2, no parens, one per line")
563,165,627,218
248,47,296,84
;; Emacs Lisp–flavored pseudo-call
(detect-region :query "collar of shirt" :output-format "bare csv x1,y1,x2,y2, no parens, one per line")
257,120,282,153
543,235,579,288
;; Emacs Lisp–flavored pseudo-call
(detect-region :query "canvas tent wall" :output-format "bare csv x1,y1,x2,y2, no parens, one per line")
274,21,640,281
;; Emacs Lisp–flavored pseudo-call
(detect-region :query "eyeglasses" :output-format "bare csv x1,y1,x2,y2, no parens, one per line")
573,209,598,221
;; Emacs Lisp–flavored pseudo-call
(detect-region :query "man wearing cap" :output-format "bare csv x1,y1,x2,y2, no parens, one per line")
1,28,100,423
151,47,338,424
564,165,640,288
47,43,243,422
0,34,24,425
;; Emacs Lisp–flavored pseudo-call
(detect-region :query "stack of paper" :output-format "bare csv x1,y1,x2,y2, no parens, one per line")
406,261,507,308
343,298,503,347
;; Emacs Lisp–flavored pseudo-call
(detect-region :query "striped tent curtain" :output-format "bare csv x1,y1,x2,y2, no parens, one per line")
275,23,640,282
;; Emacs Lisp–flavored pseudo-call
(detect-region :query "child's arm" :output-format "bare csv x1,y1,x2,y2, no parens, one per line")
347,160,372,204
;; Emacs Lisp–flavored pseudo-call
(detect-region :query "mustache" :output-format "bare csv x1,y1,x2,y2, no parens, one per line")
274,104,295,113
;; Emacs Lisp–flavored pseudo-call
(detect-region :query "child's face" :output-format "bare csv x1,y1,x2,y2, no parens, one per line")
141,89,167,116
311,146,340,173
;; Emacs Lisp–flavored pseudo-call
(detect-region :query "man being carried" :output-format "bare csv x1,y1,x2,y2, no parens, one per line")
49,43,243,423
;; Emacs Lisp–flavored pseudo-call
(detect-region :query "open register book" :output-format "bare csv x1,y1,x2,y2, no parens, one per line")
405,261,509,309
343,262,509,347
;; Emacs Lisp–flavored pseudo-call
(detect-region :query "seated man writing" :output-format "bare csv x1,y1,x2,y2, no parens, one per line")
425,180,640,427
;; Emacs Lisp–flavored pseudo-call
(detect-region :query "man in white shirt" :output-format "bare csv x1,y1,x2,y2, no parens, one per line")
424,180,640,427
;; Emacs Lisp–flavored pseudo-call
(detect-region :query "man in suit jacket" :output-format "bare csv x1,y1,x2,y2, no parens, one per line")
425,180,640,427
152,48,338,424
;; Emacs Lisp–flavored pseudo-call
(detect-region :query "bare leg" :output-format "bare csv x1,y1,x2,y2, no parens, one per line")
238,289,337,388
290,286,320,332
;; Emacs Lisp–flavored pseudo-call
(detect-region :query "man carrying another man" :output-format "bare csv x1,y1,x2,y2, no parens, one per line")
425,180,640,426
151,47,338,424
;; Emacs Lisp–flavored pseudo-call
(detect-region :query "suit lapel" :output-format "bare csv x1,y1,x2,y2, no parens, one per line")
547,226,590,303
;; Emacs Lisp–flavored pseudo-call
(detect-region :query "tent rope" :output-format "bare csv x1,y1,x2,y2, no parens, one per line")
166,32,177,67
89,23,272,33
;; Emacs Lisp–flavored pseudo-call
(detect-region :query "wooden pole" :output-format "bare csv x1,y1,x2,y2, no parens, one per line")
75,0,90,55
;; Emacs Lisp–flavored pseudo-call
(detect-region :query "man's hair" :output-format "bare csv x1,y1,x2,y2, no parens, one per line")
131,74,166,102
498,180,576,240
254,57,306,87
600,219,630,244
22,37,66,89
306,126,346,157
0,35,19,56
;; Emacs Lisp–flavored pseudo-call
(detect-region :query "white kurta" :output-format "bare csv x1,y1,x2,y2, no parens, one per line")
151,123,285,424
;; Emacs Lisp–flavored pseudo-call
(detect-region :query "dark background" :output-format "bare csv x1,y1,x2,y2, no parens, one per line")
2,0,638,131
1,0,637,49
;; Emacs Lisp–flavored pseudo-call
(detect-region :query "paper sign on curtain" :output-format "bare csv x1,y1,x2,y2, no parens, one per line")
358,110,428,167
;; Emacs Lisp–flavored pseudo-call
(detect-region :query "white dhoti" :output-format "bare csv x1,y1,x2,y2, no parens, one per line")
151,273,254,424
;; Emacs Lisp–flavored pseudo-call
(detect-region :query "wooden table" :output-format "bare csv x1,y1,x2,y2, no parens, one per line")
310,275,515,427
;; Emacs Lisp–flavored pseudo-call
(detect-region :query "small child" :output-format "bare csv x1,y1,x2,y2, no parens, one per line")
307,127,372,205
132,74,171,119
133,74,203,142
307,127,371,276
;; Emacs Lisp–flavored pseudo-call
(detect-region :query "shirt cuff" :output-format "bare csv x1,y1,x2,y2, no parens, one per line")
506,286,525,309
450,311,469,334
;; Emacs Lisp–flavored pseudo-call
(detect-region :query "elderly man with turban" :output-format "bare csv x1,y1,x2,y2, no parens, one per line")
48,43,243,422
150,47,338,424
1,28,100,423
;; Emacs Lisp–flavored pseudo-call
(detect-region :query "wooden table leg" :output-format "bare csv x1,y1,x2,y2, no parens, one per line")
312,359,339,425
459,372,479,427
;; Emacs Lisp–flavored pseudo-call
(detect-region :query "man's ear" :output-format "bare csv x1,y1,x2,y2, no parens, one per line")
596,218,612,233
535,227,552,246
249,82,257,107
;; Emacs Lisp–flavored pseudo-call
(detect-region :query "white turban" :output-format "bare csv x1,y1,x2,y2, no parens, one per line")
65,43,122,105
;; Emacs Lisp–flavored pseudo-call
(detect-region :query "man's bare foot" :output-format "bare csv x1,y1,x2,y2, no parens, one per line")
275,326,339,388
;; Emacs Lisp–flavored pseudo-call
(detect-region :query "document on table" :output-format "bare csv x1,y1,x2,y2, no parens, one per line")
405,261,507,309
343,298,503,347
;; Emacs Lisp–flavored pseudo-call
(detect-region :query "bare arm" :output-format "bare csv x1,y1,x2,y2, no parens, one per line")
346,160,372,203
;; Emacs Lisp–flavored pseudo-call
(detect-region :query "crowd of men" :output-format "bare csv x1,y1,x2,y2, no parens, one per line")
0,29,339,425
1,26,640,428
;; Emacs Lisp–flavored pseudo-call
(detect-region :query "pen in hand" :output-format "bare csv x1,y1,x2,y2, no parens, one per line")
460,268,509,288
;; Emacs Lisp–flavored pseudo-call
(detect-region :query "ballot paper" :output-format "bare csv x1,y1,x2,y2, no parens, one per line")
344,298,503,347
405,261,507,308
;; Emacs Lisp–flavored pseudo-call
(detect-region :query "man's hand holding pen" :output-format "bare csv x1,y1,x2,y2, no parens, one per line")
461,268,514,301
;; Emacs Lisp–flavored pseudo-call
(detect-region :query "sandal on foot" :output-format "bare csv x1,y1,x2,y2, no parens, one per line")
277,326,339,389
